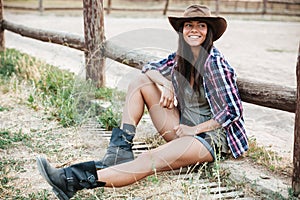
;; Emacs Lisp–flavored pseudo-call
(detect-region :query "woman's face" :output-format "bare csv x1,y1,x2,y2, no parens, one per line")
183,21,207,47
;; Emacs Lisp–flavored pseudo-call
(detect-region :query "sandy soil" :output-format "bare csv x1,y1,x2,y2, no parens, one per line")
3,11,300,162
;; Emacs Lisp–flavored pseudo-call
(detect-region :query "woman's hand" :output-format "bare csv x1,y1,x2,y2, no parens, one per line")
173,124,197,137
159,81,174,109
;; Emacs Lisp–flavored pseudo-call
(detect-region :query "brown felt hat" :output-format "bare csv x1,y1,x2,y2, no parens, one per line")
168,5,227,41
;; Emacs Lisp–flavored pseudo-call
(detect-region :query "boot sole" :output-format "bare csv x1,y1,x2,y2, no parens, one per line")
36,156,70,200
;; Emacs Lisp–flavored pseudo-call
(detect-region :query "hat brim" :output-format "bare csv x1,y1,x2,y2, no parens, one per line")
168,16,227,41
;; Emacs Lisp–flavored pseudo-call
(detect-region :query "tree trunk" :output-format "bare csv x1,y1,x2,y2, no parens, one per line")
83,0,106,87
292,44,300,197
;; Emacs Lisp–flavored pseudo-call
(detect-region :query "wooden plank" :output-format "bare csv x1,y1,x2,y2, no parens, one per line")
212,190,244,199
132,144,153,150
205,186,236,193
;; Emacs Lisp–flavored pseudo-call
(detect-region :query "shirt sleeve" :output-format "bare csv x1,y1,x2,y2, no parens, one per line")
142,52,176,78
204,53,243,128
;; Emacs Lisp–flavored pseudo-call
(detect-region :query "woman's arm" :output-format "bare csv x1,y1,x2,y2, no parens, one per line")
145,70,175,109
173,119,221,137
142,53,176,109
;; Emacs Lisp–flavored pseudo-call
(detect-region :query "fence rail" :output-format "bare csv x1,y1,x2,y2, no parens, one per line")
0,0,299,196
2,19,297,113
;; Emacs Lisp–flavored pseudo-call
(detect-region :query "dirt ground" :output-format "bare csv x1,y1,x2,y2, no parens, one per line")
1,9,300,198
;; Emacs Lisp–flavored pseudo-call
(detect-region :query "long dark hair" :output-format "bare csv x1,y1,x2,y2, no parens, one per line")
175,24,214,93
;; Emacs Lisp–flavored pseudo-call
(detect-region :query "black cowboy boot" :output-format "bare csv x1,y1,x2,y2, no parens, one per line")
101,128,135,167
36,157,106,200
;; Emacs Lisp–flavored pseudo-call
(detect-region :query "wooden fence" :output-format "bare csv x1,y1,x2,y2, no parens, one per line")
0,0,299,196
3,0,300,16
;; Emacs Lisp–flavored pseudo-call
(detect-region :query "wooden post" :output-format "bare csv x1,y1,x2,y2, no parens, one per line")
0,0,4,52
163,0,169,15
39,0,44,13
293,44,300,197
262,0,267,14
107,0,111,15
83,0,106,87
215,0,220,15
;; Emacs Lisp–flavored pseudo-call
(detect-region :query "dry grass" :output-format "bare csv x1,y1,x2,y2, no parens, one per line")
0,49,245,199
246,137,293,177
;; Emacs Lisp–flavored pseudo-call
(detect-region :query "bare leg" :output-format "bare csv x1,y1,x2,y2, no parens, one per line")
97,136,213,187
121,74,179,141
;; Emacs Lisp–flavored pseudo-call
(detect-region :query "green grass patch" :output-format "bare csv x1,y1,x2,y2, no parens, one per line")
0,129,30,149
0,105,10,112
0,158,26,197
0,48,125,128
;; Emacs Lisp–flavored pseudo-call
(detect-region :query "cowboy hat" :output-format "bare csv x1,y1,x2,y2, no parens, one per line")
168,5,227,41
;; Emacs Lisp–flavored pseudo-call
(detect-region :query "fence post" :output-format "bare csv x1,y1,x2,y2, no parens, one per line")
39,0,44,13
83,0,106,87
293,44,300,197
215,0,220,15
107,0,111,15
163,0,169,15
262,0,267,14
0,0,4,52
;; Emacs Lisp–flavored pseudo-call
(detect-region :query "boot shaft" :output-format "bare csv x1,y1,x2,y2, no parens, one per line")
109,128,135,150
65,161,104,192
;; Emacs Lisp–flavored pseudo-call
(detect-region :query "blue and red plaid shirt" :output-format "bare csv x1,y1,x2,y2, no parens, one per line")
142,46,248,158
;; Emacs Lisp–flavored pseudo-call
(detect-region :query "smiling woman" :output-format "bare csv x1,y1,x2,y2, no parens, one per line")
36,5,248,200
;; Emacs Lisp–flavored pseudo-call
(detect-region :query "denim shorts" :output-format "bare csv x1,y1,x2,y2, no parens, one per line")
180,115,229,161
194,128,229,161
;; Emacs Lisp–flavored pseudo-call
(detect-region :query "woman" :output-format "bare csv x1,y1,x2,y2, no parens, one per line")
37,5,248,200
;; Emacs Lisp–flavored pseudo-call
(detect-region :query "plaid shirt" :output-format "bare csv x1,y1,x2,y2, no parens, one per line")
142,46,248,158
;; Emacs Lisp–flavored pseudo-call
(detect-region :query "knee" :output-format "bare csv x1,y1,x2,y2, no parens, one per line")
127,74,152,92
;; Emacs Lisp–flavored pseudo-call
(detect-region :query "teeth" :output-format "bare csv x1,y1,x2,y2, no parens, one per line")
189,36,200,39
